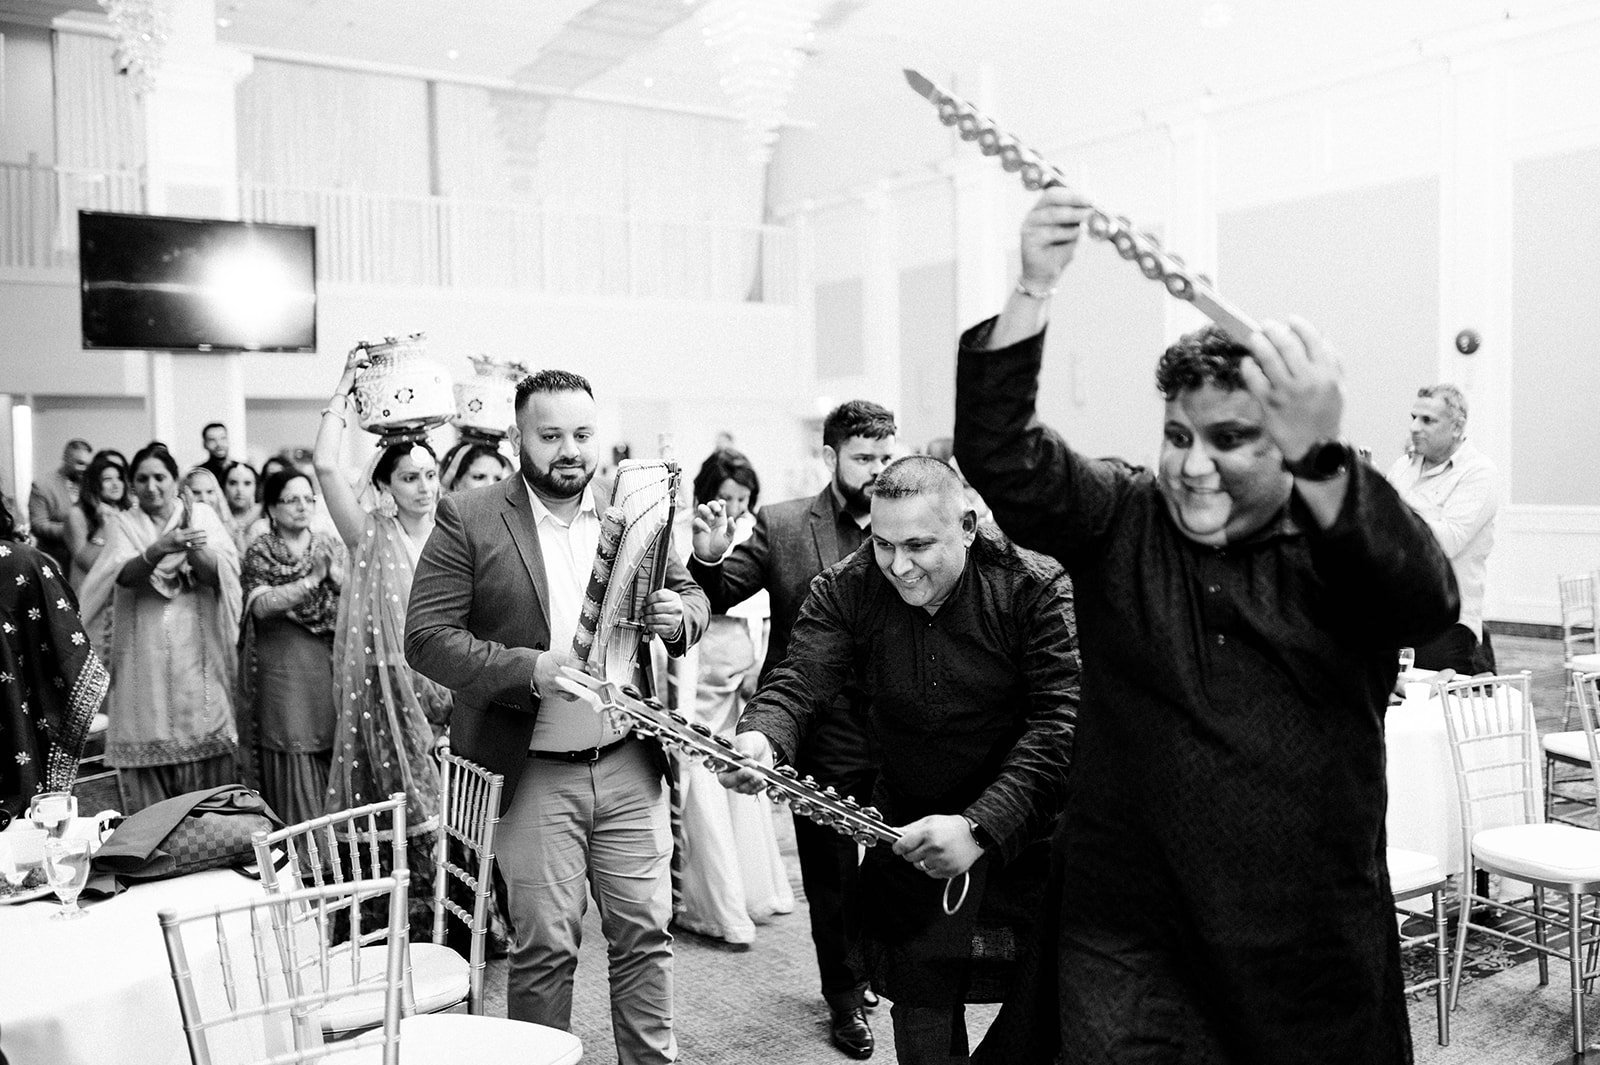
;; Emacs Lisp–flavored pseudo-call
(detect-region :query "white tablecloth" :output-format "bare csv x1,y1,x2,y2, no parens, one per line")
0,868,266,1065
1384,683,1539,876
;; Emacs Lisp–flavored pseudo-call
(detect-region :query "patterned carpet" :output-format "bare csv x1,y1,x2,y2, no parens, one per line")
478,633,1595,1063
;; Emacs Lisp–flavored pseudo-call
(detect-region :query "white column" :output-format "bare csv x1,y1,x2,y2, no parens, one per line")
861,183,902,417
948,65,1009,329
138,0,254,456
1162,109,1221,343
1437,50,1512,490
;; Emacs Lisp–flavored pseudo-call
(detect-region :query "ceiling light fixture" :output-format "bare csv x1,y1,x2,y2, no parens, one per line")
696,0,824,163
216,16,231,27
446,48,461,60
98,0,174,95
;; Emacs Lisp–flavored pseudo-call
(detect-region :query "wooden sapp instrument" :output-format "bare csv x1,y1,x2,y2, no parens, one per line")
554,666,971,915
904,68,1260,344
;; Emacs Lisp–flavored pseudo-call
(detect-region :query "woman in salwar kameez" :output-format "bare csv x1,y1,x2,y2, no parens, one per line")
236,469,344,826
80,443,241,812
0,494,110,819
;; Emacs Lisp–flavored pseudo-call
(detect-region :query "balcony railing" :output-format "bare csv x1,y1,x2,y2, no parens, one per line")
0,162,795,305
0,162,145,270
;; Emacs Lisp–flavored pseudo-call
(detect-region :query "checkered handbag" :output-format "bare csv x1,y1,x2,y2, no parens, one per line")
94,785,283,881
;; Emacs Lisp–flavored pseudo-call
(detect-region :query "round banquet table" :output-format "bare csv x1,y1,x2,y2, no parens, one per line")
0,867,266,1065
1384,678,1540,878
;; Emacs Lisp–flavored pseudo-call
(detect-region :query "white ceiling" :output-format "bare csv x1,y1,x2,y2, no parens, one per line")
6,0,1594,138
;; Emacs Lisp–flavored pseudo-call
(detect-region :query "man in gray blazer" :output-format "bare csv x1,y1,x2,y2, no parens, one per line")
406,369,708,1065
28,439,91,571
689,399,896,1059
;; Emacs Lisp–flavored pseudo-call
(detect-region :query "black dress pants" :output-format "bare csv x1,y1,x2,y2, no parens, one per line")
795,765,876,1010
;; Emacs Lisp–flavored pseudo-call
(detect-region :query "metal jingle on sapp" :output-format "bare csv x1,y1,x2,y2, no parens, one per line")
712,734,735,750
1137,249,1165,281
776,765,798,779
860,805,882,822
1164,273,1194,299
1020,161,1045,189
689,722,712,737
668,711,689,726
998,142,1023,171
821,785,840,800
977,127,1001,154
937,100,959,125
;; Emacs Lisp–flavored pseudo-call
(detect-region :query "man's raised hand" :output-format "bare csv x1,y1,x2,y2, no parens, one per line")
1238,317,1345,465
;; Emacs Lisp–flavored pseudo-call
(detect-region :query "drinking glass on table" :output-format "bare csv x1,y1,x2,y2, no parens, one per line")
28,791,77,840
0,829,46,892
43,837,92,920
1397,647,1416,674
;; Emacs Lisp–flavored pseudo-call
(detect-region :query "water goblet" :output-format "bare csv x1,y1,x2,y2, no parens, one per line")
43,836,92,920
0,829,46,894
28,791,77,840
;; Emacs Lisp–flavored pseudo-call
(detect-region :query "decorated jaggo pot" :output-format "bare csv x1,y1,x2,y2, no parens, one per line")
451,355,529,440
351,333,456,435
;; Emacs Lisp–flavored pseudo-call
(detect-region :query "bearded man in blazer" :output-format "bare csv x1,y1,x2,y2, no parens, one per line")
406,369,708,1065
689,399,896,1060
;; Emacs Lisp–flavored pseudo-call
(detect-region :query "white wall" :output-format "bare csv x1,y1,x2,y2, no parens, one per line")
0,23,55,165
0,271,807,499
772,14,1600,625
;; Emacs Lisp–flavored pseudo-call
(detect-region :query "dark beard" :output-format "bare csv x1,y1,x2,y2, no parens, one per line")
524,460,594,501
835,476,873,515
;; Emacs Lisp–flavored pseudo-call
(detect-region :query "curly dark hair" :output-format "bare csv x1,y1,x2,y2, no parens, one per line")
515,369,594,411
822,400,896,450
693,448,761,511
76,452,131,539
1154,325,1252,399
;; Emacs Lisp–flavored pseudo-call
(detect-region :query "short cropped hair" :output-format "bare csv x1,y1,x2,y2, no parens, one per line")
1417,384,1468,429
823,400,896,450
201,422,227,438
693,448,761,511
63,438,92,457
515,369,594,411
873,454,966,509
1154,325,1251,399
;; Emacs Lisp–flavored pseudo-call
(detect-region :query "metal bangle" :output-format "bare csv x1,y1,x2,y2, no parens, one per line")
1014,278,1058,301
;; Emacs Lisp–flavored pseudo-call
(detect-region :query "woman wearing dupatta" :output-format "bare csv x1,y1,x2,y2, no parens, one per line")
0,493,110,819
312,346,447,842
237,468,344,826
79,443,241,812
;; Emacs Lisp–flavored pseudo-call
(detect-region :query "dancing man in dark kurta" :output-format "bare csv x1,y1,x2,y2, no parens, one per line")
958,187,1459,1065
718,455,1079,1065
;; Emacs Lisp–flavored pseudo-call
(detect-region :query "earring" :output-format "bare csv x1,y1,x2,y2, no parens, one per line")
375,490,398,520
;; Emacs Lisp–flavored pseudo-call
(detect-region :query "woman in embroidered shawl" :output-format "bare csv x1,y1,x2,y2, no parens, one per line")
237,468,344,826
313,346,446,840
0,493,110,820
79,443,241,812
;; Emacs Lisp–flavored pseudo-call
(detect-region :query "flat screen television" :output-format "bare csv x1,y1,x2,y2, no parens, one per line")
80,210,317,352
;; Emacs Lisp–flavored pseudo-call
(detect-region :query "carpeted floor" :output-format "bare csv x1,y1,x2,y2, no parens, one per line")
481,633,1598,1063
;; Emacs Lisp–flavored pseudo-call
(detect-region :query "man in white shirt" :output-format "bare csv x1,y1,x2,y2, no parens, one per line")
1386,383,1498,674
406,369,709,1065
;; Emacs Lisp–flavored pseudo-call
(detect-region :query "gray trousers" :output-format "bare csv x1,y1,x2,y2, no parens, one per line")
497,739,676,1064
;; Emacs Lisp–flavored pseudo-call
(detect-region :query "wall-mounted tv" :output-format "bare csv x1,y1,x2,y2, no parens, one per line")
79,210,317,352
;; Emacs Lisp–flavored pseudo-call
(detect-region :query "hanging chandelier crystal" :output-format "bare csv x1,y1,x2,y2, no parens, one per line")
98,0,174,95
696,0,824,163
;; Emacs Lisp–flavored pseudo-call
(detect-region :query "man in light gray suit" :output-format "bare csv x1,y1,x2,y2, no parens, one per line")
406,369,709,1065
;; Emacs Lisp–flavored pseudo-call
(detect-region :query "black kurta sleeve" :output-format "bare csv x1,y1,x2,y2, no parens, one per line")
953,318,1135,569
736,567,858,765
964,569,1078,865
1303,457,1460,648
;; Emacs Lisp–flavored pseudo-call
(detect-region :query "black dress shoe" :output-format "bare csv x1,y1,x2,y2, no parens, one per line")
830,1006,874,1059
862,989,880,1010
